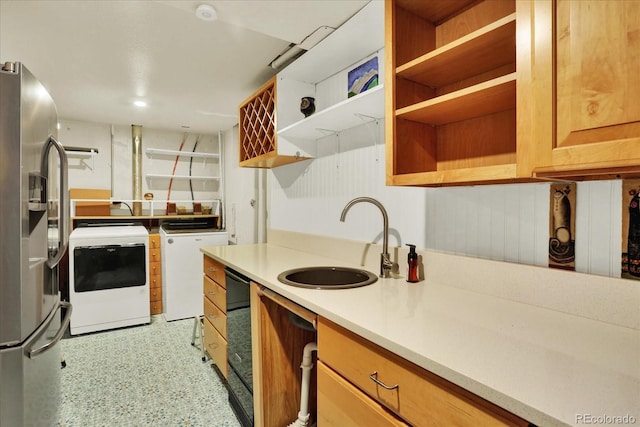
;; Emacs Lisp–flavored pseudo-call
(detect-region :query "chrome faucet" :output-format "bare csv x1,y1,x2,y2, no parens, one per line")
340,197,393,278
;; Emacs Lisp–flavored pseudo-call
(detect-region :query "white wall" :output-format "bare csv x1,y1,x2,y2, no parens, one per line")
222,125,266,244
59,119,222,214
267,121,625,279
60,119,112,189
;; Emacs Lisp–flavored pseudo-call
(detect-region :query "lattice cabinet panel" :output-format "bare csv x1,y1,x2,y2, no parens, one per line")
239,77,276,164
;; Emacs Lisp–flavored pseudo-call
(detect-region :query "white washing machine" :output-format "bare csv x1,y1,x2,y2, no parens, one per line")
160,225,228,321
68,225,150,335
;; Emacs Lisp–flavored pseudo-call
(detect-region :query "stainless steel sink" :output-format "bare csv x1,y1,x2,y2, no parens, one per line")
277,266,378,289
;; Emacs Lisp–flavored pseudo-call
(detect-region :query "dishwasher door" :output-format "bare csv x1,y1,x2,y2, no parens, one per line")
225,267,253,427
161,230,228,321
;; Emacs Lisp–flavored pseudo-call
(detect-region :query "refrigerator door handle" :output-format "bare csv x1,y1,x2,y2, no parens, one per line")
28,300,72,359
41,135,69,268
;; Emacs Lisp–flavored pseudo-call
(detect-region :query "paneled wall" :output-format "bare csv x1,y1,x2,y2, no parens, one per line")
268,122,625,279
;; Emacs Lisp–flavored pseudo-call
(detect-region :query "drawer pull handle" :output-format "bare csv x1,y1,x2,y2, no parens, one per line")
369,371,398,390
207,290,215,295
208,267,216,272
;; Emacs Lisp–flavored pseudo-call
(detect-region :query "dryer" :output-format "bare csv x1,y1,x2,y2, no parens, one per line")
68,225,150,335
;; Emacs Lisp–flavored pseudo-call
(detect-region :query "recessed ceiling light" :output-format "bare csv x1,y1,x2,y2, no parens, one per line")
133,100,147,107
196,4,217,21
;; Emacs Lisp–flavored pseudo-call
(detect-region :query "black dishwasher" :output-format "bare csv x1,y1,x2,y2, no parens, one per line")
225,267,253,427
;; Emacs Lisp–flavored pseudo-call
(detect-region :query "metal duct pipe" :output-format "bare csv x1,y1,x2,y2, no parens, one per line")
131,124,143,216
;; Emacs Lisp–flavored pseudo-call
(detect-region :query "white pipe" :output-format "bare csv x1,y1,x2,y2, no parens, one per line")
270,44,305,70
131,124,143,216
289,342,318,427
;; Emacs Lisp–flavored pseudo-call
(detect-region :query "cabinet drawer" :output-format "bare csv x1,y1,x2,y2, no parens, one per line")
150,287,162,302
149,248,161,263
149,234,161,249
204,317,228,378
149,261,162,276
204,295,227,339
203,275,226,311
150,300,163,315
318,361,408,427
318,318,528,427
203,255,226,287
149,274,162,289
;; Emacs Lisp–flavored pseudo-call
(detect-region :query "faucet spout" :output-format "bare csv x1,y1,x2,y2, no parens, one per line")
340,197,391,278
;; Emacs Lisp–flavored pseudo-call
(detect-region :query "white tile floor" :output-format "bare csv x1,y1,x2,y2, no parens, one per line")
56,315,241,427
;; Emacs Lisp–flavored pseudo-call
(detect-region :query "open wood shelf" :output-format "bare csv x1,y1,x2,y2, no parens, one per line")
396,74,515,125
387,0,522,187
396,14,516,88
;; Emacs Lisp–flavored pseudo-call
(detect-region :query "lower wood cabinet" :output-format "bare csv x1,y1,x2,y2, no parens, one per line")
317,317,529,427
251,283,318,427
203,317,228,378
202,255,228,378
149,234,163,315
318,361,408,427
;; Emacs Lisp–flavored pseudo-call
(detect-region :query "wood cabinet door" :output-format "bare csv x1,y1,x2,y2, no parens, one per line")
204,317,228,379
317,361,408,427
318,318,529,427
530,0,640,178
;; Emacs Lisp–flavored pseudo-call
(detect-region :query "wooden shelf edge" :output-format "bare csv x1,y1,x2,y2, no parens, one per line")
240,152,312,168
534,163,640,180
388,164,521,186
397,14,516,88
396,73,516,125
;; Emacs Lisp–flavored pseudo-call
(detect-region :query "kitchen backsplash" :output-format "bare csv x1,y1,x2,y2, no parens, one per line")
268,122,624,280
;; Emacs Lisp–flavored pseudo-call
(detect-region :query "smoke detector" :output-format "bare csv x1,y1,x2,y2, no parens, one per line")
195,4,217,21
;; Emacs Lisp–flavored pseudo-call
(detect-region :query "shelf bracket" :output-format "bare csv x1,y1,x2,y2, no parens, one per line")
355,114,382,162
315,128,338,136
354,113,382,123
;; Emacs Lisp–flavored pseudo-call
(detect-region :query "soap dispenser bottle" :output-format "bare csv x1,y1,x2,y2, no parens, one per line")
406,244,419,283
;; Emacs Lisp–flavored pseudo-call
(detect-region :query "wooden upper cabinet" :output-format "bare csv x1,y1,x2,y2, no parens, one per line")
385,0,536,186
529,0,640,180
238,76,311,168
386,0,639,186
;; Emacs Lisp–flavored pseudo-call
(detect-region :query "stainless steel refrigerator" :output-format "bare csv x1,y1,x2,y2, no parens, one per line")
0,61,72,426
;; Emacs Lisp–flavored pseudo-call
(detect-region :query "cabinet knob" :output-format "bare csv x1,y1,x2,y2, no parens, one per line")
207,290,215,296
208,267,216,272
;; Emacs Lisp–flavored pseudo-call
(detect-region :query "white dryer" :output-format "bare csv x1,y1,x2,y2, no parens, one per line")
68,225,150,335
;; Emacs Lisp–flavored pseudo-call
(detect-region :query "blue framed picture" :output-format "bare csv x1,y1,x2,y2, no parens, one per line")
348,56,379,98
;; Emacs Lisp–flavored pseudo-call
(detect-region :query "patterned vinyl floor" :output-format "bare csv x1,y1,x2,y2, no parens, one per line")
56,315,241,427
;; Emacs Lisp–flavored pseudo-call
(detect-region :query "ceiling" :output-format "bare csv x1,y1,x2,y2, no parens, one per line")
0,0,369,135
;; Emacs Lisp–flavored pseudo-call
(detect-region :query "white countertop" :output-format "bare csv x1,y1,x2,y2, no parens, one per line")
201,243,640,427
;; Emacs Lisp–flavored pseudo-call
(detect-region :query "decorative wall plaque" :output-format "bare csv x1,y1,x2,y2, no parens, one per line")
622,180,640,280
549,183,576,270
